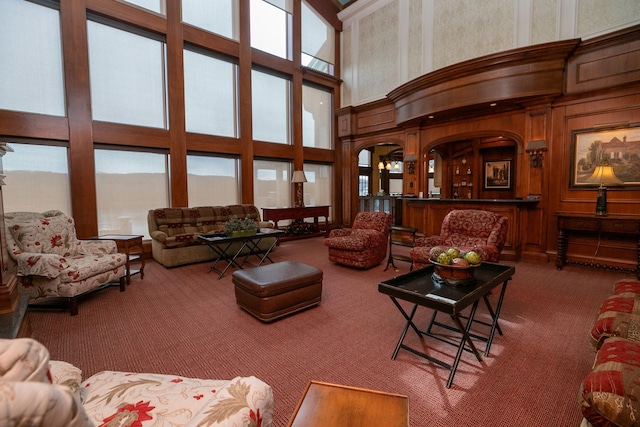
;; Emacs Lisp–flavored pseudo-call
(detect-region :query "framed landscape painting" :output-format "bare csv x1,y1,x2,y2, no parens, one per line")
571,126,640,187
484,160,511,189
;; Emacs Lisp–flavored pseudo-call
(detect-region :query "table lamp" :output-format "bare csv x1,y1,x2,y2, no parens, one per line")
584,160,622,216
292,170,307,207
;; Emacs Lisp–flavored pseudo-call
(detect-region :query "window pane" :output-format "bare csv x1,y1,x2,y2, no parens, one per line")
3,143,71,214
88,21,167,128
187,154,239,206
252,70,290,144
184,49,238,137
301,1,335,75
358,150,371,167
254,159,291,211
122,0,165,14
302,84,332,149
358,175,369,196
95,149,169,239
182,0,238,40
0,0,65,116
250,0,291,59
302,163,332,220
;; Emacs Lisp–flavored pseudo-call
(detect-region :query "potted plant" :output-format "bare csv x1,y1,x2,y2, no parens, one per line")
223,215,258,237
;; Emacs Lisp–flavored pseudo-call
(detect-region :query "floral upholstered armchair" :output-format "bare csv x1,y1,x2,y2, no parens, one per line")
0,338,274,427
324,211,392,269
409,209,509,269
4,210,127,315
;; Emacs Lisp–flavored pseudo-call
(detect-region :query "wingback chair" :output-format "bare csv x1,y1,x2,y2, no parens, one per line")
410,209,508,269
324,211,391,269
4,210,127,315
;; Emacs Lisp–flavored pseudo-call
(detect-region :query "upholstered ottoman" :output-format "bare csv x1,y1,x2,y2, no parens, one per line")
232,261,322,322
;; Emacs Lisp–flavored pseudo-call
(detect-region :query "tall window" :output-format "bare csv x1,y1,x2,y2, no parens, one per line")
302,83,332,149
184,47,238,137
250,0,292,60
187,154,239,206
253,159,291,211
182,0,238,40
3,143,71,214
252,69,291,144
87,19,168,129
358,150,372,196
95,148,169,239
303,163,332,218
301,1,335,75
0,0,65,116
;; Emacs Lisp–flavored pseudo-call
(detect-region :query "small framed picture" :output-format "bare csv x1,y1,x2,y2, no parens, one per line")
484,160,511,190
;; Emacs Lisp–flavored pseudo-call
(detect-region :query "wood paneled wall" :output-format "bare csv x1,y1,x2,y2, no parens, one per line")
337,25,640,271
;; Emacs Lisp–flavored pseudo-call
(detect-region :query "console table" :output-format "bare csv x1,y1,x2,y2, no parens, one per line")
556,212,640,279
262,206,329,242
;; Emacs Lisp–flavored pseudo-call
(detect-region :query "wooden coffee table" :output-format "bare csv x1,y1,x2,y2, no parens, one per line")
287,381,409,427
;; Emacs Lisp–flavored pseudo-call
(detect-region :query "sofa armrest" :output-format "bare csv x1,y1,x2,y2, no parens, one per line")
258,221,274,229
11,253,68,279
77,239,117,255
49,361,83,399
150,230,168,242
328,228,352,238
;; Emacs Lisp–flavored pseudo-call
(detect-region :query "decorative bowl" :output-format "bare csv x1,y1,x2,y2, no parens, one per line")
430,260,480,287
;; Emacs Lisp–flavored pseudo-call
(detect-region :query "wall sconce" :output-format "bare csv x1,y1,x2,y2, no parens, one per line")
525,140,547,168
584,160,622,216
377,161,385,171
291,170,307,208
404,153,417,174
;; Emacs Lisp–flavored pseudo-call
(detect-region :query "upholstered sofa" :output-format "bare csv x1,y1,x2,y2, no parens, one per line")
324,211,391,269
580,279,640,427
4,210,127,315
148,205,274,268
409,209,509,269
0,338,274,427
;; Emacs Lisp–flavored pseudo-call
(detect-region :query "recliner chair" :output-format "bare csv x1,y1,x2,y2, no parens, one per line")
409,209,508,269
324,211,391,269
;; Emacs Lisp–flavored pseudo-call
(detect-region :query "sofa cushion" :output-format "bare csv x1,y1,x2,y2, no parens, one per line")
8,215,78,257
613,279,640,296
580,337,640,427
81,371,273,427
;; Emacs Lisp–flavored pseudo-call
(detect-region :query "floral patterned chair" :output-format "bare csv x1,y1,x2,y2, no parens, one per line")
409,209,509,269
324,211,392,269
0,338,274,427
4,210,127,315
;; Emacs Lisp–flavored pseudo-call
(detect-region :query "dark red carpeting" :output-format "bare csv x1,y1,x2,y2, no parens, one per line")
29,237,629,426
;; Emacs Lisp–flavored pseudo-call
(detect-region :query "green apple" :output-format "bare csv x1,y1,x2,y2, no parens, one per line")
464,251,481,265
446,247,460,258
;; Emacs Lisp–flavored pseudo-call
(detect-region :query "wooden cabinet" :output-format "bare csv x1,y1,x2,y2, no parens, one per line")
556,212,640,279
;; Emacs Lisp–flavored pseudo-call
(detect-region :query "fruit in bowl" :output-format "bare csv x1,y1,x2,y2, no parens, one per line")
430,247,481,286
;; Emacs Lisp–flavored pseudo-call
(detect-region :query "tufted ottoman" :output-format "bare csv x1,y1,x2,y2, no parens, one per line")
232,261,323,322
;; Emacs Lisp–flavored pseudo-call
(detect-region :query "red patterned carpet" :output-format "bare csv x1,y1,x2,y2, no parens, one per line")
29,237,629,426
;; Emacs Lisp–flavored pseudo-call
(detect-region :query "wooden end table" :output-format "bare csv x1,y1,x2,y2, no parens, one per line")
91,235,145,285
287,381,409,427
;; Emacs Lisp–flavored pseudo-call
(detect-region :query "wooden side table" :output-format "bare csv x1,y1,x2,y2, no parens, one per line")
384,225,417,272
91,235,145,285
287,381,408,427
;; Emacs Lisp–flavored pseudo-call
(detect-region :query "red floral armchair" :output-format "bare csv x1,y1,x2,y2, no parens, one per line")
409,209,508,269
324,211,391,269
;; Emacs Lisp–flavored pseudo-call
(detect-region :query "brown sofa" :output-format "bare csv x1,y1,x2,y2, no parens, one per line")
148,205,274,268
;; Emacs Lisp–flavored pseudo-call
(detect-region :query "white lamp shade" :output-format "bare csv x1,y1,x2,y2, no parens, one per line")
292,170,307,183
